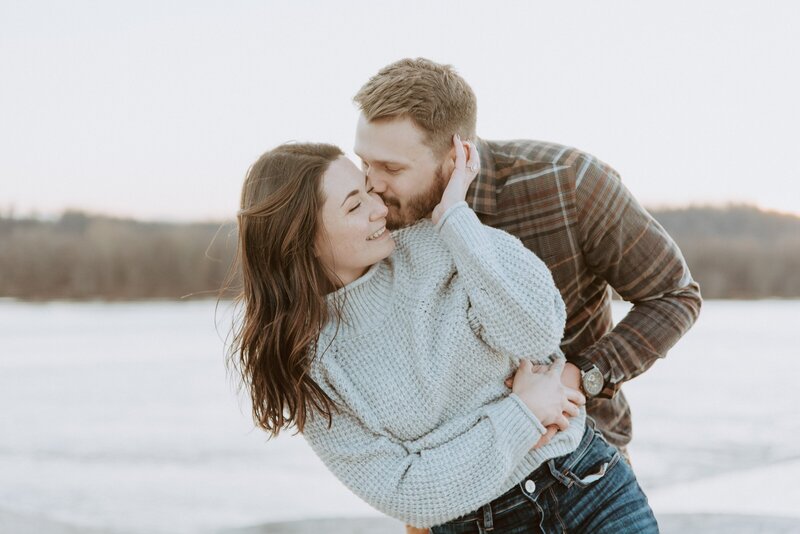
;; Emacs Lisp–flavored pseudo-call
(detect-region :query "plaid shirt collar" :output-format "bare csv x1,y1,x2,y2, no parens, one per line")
466,138,499,216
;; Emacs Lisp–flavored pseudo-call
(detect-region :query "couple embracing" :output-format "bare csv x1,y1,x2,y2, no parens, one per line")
228,58,702,533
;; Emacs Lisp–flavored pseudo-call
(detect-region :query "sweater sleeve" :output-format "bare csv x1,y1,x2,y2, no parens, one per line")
435,201,567,360
302,390,546,528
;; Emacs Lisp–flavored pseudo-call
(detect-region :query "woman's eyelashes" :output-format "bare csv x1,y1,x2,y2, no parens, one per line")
348,188,376,213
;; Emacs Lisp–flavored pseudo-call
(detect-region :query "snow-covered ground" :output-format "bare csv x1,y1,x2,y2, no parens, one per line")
0,300,797,532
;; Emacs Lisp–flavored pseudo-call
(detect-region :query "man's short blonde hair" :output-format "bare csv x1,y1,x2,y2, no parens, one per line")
354,58,477,157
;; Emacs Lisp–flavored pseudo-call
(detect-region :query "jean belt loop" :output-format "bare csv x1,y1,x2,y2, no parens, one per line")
547,458,575,489
481,501,494,531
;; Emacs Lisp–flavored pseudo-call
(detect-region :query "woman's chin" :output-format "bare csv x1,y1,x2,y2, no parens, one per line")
380,237,396,258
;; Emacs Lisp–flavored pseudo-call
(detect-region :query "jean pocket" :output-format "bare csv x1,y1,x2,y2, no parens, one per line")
567,454,621,488
559,434,622,489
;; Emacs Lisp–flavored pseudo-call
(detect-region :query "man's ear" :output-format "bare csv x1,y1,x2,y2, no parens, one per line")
448,135,473,162
439,142,457,174
448,142,457,162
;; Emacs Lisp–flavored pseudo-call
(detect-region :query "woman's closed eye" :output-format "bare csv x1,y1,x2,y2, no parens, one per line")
348,188,377,212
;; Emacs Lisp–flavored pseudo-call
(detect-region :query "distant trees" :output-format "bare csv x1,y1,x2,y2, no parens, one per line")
0,204,798,300
653,205,800,299
0,211,238,300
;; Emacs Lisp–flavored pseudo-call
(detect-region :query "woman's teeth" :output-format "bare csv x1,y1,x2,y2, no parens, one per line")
367,227,386,241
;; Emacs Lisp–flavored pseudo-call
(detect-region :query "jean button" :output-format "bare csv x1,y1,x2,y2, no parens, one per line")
524,479,536,494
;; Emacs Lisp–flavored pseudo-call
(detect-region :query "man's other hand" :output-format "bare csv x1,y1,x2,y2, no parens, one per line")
561,361,582,392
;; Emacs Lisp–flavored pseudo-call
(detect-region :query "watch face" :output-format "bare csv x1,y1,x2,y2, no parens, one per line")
583,368,604,397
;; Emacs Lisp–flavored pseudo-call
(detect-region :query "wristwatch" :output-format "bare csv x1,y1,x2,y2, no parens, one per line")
568,356,606,398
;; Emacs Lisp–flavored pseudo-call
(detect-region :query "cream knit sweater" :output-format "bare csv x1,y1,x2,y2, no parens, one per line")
302,202,586,528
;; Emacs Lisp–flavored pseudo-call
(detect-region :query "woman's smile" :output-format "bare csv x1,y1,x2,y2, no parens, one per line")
367,226,387,241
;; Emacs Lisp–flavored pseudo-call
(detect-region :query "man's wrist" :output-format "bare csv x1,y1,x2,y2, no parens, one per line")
567,355,619,399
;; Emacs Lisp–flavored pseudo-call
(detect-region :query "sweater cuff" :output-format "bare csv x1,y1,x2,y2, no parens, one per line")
434,200,469,231
484,394,547,461
436,201,492,256
507,393,548,436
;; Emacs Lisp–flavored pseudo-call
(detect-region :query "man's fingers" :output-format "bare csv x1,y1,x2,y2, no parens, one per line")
554,415,570,431
532,434,550,449
543,425,558,439
562,402,579,418
532,425,558,449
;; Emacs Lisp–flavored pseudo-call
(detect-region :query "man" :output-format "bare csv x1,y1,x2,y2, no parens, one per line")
352,58,701,532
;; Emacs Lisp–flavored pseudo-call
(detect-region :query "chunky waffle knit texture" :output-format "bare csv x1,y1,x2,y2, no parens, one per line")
302,202,586,528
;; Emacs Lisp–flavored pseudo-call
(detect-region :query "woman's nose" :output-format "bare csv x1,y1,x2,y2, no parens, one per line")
370,194,389,219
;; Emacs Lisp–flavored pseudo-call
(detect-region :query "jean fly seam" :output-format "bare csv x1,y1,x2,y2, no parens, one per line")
547,485,568,534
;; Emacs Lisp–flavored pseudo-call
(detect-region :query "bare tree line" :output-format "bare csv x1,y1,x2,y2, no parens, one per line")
653,206,800,299
1,205,798,300
0,211,238,300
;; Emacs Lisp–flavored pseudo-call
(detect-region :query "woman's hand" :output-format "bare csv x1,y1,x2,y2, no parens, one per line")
431,134,480,225
510,359,585,433
504,361,586,448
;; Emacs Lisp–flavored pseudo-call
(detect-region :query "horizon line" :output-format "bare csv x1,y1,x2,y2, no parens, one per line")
2,201,800,224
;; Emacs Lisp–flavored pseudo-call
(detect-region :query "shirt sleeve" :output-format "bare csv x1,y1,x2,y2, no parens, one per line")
435,201,567,361
301,387,545,528
573,154,703,384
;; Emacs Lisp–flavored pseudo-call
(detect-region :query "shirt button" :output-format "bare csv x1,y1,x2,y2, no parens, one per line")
524,480,536,494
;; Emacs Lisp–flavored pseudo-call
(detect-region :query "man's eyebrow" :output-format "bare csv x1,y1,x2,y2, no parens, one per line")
356,154,405,166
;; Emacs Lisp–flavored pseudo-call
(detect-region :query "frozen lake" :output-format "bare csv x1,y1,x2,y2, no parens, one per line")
0,299,798,532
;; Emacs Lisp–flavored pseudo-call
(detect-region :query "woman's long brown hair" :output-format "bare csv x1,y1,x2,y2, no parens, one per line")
226,143,343,438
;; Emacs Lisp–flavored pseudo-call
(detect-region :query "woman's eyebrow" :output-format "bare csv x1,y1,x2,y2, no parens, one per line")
341,175,369,207
340,190,359,207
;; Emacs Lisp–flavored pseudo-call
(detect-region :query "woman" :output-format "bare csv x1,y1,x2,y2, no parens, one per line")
228,138,658,532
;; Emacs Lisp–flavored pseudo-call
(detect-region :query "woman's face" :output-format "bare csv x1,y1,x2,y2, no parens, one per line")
315,156,396,287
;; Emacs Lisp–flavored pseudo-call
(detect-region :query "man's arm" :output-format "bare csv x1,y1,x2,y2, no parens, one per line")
570,154,702,388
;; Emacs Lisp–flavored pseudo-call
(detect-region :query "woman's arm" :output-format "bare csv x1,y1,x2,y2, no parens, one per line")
430,136,566,360
435,201,567,360
302,390,546,528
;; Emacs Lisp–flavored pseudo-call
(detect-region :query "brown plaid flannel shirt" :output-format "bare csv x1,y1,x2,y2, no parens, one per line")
468,138,702,448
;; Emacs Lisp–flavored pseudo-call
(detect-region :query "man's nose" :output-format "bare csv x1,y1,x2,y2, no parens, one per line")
369,174,388,194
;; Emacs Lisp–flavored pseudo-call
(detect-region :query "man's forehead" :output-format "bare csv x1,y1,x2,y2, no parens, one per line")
355,115,431,163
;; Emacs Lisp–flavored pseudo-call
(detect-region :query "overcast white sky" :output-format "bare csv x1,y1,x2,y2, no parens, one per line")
1,0,798,221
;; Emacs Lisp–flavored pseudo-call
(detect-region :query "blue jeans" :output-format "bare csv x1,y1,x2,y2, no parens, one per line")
431,420,658,533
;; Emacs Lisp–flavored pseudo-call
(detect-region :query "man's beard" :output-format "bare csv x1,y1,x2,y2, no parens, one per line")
383,163,449,230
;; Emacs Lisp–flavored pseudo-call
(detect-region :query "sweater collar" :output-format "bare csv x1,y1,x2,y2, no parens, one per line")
321,258,394,339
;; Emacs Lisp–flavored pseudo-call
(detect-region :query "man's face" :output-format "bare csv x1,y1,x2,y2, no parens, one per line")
354,114,451,230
